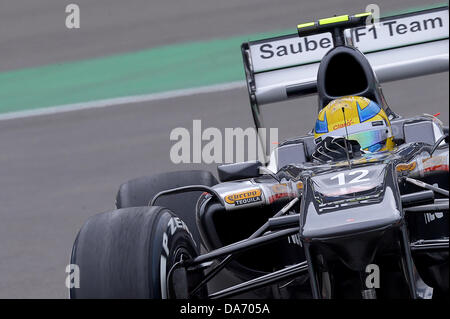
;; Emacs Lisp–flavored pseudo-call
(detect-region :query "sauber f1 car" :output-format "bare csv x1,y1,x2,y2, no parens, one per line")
70,6,449,299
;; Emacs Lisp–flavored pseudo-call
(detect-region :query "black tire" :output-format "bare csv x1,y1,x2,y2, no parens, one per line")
70,206,205,299
116,170,218,245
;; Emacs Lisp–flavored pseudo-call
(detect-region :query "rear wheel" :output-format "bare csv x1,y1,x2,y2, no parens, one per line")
70,206,205,298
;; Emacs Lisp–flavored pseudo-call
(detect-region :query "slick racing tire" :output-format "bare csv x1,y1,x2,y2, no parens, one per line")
70,206,205,299
116,170,218,245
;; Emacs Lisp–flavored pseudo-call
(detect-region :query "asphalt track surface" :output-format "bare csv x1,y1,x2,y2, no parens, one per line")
0,0,448,298
0,0,440,71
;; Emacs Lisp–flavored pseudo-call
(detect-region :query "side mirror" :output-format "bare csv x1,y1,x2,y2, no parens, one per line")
430,133,449,156
217,161,262,182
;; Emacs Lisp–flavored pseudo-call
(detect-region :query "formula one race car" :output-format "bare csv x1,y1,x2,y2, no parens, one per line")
69,6,449,299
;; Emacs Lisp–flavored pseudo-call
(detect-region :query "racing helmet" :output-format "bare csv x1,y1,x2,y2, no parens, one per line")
314,96,395,152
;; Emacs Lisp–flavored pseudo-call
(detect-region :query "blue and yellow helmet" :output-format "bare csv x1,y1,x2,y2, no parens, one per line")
314,96,395,152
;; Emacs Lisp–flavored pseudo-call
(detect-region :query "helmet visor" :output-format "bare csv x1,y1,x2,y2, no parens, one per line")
347,129,388,152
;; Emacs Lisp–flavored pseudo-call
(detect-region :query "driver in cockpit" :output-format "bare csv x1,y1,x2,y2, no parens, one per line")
312,96,395,162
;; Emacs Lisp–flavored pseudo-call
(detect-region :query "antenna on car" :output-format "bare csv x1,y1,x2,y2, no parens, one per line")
341,107,352,168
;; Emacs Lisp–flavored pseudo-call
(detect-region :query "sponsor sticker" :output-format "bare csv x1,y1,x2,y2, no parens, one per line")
268,183,291,203
422,155,449,172
323,185,376,197
267,182,302,203
396,161,417,172
248,9,448,72
333,119,353,131
249,32,333,72
346,10,449,53
271,183,289,193
225,189,262,206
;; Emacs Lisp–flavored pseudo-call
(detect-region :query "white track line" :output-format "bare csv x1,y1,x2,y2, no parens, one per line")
0,81,245,121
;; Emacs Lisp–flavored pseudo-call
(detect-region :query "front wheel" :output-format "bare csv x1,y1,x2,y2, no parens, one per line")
70,206,205,298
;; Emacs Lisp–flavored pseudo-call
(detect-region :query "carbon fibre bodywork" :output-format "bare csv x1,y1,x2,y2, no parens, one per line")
196,139,448,298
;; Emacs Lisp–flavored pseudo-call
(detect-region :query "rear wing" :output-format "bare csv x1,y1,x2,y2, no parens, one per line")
241,5,449,108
